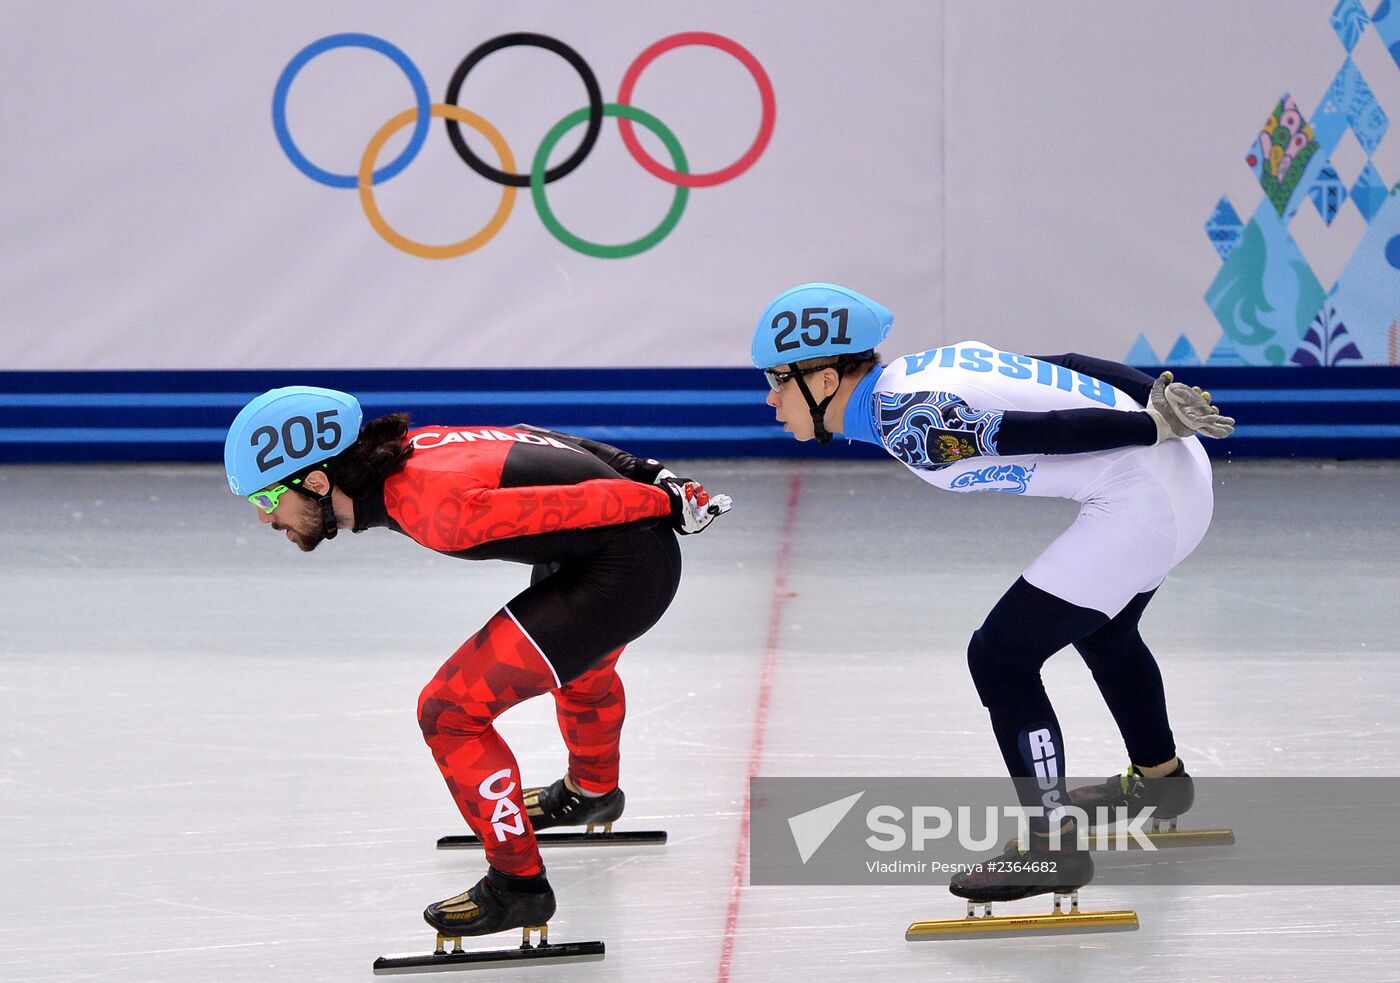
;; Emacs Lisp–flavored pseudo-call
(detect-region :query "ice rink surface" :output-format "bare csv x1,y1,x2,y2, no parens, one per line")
2,457,1398,982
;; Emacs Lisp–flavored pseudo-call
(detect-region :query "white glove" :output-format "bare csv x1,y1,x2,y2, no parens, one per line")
659,476,733,535
1146,371,1236,443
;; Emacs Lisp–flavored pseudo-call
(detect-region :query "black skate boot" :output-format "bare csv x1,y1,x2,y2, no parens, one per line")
1070,759,1194,828
423,866,556,938
523,777,625,832
949,825,1094,905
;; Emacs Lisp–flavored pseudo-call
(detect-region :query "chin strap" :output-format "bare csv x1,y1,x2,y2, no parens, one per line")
793,371,837,445
288,465,340,539
317,491,339,539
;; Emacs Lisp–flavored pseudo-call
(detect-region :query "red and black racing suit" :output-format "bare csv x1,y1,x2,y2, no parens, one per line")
351,424,683,878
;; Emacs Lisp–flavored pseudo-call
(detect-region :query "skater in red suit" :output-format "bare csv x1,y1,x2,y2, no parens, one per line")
224,386,731,940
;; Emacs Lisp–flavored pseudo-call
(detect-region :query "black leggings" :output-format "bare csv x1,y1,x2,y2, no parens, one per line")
510,522,682,684
967,577,1176,817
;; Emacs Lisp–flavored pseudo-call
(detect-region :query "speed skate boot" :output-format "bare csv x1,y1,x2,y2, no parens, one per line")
949,823,1094,905
523,777,625,833
1070,759,1194,829
423,866,556,938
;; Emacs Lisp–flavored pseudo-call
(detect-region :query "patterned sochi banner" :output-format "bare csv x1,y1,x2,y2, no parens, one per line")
1144,0,1400,368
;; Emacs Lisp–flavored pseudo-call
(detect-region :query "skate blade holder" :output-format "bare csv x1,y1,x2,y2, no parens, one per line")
906,891,1139,941
437,823,667,849
373,925,605,974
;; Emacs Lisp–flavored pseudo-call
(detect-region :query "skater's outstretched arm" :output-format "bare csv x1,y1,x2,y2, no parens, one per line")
384,469,671,552
384,459,727,551
1027,358,1234,443
1032,356,1233,440
873,387,1231,469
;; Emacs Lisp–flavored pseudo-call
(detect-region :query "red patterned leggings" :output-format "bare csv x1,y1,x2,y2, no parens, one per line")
417,524,680,876
417,611,626,876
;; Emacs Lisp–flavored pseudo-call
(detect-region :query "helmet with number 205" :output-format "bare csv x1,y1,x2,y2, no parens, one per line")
751,282,894,370
224,386,362,495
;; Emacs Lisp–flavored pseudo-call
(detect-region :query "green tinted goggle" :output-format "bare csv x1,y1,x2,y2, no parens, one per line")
247,465,328,513
247,484,293,513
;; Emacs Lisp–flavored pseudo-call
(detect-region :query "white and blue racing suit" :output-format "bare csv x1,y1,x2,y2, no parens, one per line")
839,341,1213,616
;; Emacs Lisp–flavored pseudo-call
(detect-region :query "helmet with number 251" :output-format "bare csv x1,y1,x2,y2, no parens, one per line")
224,387,362,495
751,282,894,370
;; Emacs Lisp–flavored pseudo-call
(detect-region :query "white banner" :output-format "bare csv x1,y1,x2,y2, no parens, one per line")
1,2,1394,370
0,0,942,369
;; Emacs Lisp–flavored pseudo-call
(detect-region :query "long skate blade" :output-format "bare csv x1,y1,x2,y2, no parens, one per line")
1004,828,1236,852
906,909,1139,941
1092,827,1235,850
436,830,666,849
373,940,605,973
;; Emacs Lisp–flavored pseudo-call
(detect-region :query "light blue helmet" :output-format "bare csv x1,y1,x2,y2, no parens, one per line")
224,386,362,495
751,282,893,369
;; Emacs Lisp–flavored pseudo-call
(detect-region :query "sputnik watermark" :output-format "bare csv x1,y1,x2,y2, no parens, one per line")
865,805,1157,852
755,777,1400,886
794,801,1159,862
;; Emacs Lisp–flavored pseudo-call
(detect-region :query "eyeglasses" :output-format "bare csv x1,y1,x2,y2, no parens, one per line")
247,484,293,513
764,364,834,392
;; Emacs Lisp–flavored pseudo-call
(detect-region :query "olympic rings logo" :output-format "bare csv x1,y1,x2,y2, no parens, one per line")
272,31,775,260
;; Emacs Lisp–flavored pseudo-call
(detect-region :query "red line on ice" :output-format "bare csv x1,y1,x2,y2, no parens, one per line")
717,470,802,983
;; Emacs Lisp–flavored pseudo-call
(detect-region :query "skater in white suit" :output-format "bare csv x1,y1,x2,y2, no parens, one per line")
750,282,1234,906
